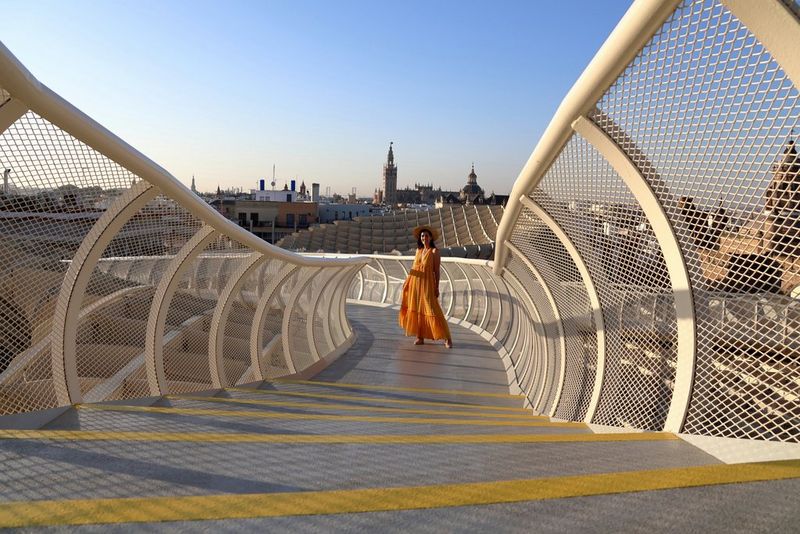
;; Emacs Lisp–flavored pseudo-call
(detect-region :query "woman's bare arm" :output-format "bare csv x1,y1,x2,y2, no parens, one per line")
433,249,441,298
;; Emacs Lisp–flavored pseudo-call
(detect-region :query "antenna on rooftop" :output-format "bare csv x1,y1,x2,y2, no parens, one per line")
271,164,276,188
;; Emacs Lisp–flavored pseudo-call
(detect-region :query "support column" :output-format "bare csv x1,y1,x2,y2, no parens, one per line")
51,181,157,405
250,264,298,379
0,98,27,134
281,268,321,374
519,195,607,424
209,252,267,388
573,115,696,432
145,225,218,395
504,241,568,417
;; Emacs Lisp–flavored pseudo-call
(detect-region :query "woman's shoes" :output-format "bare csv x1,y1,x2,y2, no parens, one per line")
414,338,424,345
445,339,453,349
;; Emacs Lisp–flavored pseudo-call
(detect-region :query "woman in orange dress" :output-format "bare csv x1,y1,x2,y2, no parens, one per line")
398,226,453,348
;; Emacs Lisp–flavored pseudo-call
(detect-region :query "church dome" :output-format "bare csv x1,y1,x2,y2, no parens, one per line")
460,164,484,202
462,183,483,195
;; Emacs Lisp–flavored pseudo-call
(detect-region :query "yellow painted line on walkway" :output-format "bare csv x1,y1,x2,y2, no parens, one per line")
0,429,674,444
231,387,531,413
77,404,584,429
274,379,526,400
170,395,546,420
1,459,798,527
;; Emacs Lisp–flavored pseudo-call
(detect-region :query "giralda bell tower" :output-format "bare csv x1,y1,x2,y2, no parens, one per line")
383,142,397,206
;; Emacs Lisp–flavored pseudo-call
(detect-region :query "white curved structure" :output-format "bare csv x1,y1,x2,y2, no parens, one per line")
1,0,799,448
0,41,365,411
494,0,800,441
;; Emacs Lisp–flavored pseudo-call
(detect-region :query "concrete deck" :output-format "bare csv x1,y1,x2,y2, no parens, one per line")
0,303,797,531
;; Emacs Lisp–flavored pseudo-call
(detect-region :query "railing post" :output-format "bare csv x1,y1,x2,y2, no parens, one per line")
51,181,157,405
145,225,218,396
519,196,607,424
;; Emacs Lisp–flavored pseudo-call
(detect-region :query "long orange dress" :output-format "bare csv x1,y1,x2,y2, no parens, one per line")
398,247,452,340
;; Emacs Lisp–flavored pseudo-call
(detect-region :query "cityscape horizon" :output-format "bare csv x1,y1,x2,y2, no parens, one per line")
0,0,631,196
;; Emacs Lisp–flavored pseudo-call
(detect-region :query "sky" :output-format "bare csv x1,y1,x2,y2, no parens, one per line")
1,0,632,197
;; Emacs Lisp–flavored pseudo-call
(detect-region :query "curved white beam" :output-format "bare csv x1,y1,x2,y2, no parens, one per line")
0,98,27,134
572,115,696,431
494,0,682,273
0,42,365,272
352,269,364,301
722,0,800,91
145,225,218,396
519,195,607,424
377,260,389,304
324,267,354,347
51,180,157,405
505,241,566,414
454,262,473,322
472,265,490,330
209,252,267,388
441,264,455,317
306,268,340,361
487,270,505,338
281,268,322,374
250,264,298,380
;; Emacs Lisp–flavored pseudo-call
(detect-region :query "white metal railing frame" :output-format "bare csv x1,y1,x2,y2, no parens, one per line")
494,0,800,440
0,42,366,412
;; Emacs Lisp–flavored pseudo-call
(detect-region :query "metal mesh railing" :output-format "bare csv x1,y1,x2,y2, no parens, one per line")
510,209,597,421
0,43,365,415
2,0,799,450
591,0,799,440
494,0,800,441
535,135,677,430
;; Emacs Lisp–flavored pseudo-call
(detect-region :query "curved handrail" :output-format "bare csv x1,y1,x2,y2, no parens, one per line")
0,41,363,270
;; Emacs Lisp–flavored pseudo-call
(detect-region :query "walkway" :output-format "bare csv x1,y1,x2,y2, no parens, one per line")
0,304,797,531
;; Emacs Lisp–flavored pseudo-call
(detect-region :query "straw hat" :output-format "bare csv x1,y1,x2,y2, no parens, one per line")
413,225,439,242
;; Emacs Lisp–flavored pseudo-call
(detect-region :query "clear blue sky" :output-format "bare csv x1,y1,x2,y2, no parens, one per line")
1,0,632,196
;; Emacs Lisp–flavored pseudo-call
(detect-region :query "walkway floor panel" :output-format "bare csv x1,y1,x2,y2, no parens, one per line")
0,304,796,530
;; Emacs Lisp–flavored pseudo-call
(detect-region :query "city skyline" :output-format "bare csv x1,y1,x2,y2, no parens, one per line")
1,0,632,196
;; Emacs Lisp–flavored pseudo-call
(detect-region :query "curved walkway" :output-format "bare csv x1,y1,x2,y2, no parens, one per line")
0,304,796,531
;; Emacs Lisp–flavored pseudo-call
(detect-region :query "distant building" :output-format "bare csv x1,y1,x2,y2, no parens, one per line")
319,203,374,223
395,186,421,204
460,164,485,204
383,142,397,205
765,138,800,212
253,181,300,202
213,181,318,243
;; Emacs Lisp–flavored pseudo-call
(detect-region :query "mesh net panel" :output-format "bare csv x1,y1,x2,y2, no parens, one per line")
594,0,800,440
506,253,562,414
535,135,677,430
502,266,536,392
77,201,203,402
219,249,258,388
0,112,138,413
260,268,299,378
286,270,316,372
511,206,597,421
161,246,222,394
